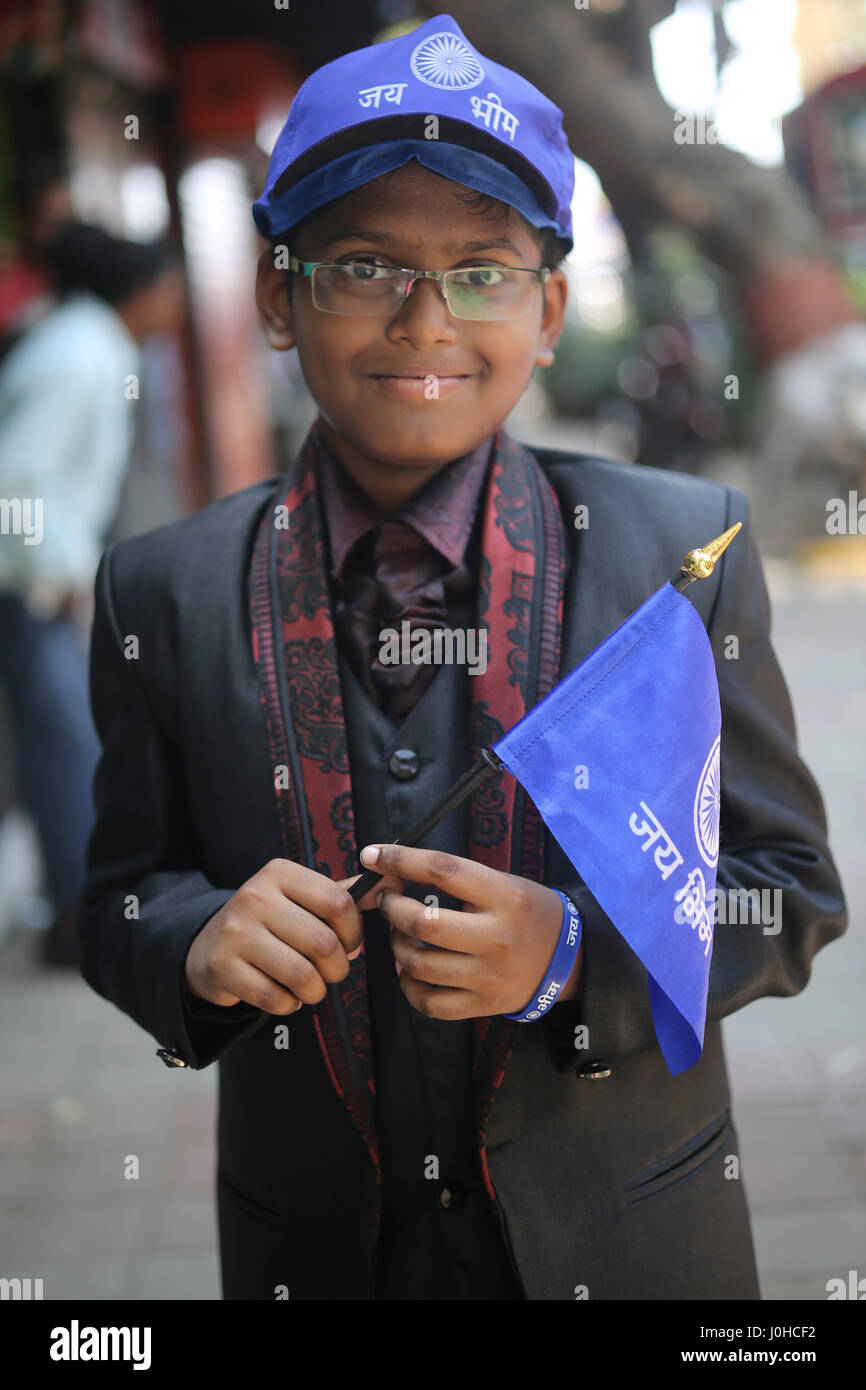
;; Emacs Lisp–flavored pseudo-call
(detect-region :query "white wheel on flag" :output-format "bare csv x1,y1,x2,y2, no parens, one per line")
694,736,721,867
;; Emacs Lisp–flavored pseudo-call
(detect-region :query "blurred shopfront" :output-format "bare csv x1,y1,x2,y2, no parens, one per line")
0,0,381,508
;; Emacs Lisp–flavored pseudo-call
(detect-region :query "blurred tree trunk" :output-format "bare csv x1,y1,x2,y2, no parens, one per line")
417,0,859,362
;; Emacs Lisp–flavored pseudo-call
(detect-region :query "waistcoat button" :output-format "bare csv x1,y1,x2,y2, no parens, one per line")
440,1183,465,1209
389,748,419,780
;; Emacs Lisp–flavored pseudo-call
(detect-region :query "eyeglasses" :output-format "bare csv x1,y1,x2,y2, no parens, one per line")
285,252,550,321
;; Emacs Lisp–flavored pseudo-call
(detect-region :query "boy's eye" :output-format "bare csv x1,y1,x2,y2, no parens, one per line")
455,266,508,288
340,260,393,281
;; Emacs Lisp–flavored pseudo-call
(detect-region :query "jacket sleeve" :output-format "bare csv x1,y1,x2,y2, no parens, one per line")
540,484,848,1073
77,541,267,1069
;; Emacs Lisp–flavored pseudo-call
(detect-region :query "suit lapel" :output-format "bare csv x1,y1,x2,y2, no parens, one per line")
467,433,566,1186
249,460,380,1174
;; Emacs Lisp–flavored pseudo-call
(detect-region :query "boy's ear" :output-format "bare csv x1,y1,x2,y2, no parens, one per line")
536,265,568,367
255,246,295,351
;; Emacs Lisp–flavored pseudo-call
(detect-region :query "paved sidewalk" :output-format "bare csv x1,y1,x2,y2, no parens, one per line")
0,924,220,1300
721,559,866,1300
0,561,863,1301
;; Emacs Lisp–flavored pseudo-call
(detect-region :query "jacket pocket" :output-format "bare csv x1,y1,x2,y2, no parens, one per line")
622,1110,733,1205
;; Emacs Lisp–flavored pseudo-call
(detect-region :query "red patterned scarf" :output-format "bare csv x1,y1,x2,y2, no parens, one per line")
248,418,565,1203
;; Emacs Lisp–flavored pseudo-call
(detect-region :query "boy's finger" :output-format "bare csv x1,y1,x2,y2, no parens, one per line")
336,871,406,917
255,900,358,984
390,927,477,988
378,894,484,954
246,936,331,1005
263,859,362,952
220,958,304,1016
359,844,496,904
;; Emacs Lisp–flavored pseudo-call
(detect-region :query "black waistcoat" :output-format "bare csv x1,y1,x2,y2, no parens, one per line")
337,649,524,1300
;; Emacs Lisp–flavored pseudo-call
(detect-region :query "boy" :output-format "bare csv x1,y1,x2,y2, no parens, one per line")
78,14,847,1300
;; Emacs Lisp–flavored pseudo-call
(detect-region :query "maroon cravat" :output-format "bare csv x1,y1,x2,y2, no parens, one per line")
368,519,452,721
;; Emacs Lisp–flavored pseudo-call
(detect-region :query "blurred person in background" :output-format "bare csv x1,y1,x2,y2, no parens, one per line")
0,152,73,365
0,220,185,965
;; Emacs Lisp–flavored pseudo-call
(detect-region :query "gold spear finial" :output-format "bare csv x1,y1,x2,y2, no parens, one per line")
680,522,742,581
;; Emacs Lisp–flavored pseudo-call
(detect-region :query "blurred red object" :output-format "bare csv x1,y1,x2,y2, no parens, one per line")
176,41,302,143
741,260,861,364
0,254,52,333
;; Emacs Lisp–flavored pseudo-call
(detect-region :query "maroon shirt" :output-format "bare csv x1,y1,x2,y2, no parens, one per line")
313,429,495,725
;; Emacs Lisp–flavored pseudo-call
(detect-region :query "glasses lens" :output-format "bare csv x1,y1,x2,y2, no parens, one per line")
311,263,408,316
445,267,538,320
308,263,542,319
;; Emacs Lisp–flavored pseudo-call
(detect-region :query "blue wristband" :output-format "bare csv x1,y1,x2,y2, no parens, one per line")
504,891,583,1022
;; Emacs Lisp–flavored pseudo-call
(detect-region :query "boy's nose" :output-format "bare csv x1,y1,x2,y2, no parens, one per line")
392,276,457,333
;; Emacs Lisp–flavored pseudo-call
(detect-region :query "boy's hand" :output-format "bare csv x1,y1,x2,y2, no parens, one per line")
184,858,405,1013
359,844,583,1020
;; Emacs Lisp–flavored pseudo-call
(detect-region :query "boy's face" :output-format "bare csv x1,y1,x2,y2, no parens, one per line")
255,160,567,506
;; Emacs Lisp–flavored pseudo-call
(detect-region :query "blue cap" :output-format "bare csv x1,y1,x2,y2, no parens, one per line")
252,13,574,254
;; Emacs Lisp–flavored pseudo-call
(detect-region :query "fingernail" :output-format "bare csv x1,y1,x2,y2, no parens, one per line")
394,961,402,977
375,891,385,912
348,945,362,961
360,845,380,865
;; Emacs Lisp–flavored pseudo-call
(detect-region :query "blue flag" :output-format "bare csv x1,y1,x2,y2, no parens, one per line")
493,581,721,1075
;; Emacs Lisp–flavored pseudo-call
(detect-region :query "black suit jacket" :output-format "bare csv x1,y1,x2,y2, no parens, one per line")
77,445,848,1299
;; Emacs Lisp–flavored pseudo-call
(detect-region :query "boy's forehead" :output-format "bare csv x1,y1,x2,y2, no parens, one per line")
296,166,526,251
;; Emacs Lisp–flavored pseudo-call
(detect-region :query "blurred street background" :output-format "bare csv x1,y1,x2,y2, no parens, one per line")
1,0,864,1300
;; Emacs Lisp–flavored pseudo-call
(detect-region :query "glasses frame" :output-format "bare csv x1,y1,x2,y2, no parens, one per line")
285,252,551,320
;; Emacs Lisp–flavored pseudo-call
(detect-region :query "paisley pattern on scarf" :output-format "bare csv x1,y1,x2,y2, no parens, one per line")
248,418,565,1203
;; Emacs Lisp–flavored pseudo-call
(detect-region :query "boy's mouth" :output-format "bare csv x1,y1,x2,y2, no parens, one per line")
366,371,473,399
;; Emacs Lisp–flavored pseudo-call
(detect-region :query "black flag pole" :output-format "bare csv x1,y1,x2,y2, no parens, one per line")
347,523,742,903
